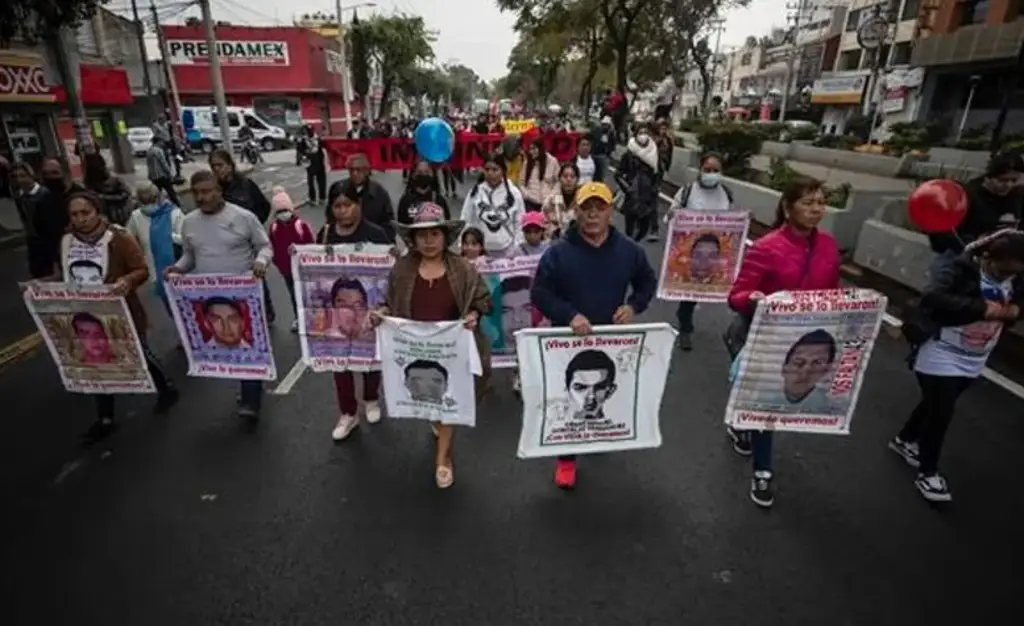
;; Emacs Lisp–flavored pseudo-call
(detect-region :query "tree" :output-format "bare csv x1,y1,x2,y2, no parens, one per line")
349,10,370,109
0,0,105,44
360,14,434,118
443,63,486,107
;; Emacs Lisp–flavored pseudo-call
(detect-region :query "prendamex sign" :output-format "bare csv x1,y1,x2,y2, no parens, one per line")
167,40,290,66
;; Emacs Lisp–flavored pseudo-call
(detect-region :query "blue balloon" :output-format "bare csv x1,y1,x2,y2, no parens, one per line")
414,117,455,163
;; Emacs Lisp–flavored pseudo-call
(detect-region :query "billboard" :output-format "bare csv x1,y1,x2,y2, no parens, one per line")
167,39,290,66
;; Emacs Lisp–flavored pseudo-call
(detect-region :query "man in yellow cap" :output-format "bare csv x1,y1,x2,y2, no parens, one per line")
529,181,658,490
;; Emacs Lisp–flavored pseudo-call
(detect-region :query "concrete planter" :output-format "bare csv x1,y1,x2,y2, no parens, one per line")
852,219,933,292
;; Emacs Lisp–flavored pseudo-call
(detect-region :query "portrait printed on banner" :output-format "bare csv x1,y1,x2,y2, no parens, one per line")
663,229,742,289
403,359,451,406
35,302,146,383
172,286,272,367
480,272,538,355
299,270,385,358
537,334,645,446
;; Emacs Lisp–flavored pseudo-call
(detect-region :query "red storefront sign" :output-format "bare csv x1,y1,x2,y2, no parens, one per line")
0,50,55,103
52,64,132,106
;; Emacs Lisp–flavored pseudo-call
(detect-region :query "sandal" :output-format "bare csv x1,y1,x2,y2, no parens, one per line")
435,464,454,489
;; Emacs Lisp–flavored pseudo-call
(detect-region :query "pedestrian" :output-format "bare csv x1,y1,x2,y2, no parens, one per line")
397,159,450,225
519,136,559,213
530,181,657,489
369,202,492,488
268,186,314,332
339,153,397,242
647,118,675,242
146,136,180,206
667,152,734,351
573,136,603,185
39,157,86,215
590,116,617,161
82,152,134,226
892,228,1024,503
726,176,841,508
460,227,486,261
500,135,524,184
125,181,185,317
60,191,179,444
165,170,273,420
208,148,276,323
296,124,327,205
616,123,660,241
314,181,392,441
460,152,525,258
10,162,66,279
652,70,678,122
540,162,580,239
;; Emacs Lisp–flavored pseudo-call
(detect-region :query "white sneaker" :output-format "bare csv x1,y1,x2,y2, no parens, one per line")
331,414,359,441
364,401,381,424
512,373,521,392
290,320,299,333
915,473,952,503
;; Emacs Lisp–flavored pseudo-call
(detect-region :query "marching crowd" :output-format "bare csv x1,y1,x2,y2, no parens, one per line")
5,109,1024,508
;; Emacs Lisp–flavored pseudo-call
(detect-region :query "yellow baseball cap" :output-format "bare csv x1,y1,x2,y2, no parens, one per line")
574,181,613,206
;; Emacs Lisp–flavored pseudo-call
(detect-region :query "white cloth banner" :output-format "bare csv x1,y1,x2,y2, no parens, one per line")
376,317,483,427
515,323,675,459
725,289,886,435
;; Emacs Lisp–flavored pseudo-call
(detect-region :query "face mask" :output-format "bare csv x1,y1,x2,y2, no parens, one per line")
413,174,433,189
43,178,64,191
275,211,293,222
700,172,721,187
636,133,649,144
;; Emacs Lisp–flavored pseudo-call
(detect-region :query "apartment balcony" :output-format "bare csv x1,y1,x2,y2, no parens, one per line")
911,20,1024,67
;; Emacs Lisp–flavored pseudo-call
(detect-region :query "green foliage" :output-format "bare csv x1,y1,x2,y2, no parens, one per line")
813,134,861,151
788,125,818,142
0,0,106,45
677,118,705,133
766,157,851,207
883,122,931,156
349,11,370,100
360,14,434,117
697,123,764,176
843,114,872,142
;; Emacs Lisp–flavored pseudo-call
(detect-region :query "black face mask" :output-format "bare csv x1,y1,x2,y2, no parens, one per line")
412,174,434,190
42,178,64,192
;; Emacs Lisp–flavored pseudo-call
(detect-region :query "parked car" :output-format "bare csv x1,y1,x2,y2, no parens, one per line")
128,127,154,156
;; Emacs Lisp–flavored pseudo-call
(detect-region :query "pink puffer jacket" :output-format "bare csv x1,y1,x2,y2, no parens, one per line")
728,225,841,315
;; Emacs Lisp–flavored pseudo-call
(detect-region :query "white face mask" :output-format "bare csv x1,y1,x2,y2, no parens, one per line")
275,211,293,222
700,172,721,187
636,133,649,144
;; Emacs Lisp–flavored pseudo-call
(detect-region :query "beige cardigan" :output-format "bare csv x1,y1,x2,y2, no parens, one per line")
519,154,559,205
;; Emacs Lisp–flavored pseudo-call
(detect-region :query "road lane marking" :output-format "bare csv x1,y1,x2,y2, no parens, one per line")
0,332,43,371
656,189,1024,401
271,359,307,395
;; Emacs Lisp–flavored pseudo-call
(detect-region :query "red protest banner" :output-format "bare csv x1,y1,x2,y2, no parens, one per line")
323,131,583,170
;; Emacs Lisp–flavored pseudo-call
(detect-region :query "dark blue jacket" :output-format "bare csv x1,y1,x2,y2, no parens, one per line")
531,225,657,326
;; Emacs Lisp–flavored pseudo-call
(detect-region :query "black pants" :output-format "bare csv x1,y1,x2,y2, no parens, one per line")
898,372,973,474
654,104,672,121
283,274,298,315
624,211,654,241
306,166,326,203
26,238,56,279
442,169,457,195
152,177,180,206
95,341,172,419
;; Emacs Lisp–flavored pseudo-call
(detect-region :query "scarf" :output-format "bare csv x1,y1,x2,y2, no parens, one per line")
72,217,109,245
627,137,659,171
148,201,176,298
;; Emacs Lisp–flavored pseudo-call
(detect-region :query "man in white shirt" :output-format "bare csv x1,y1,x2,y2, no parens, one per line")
653,71,678,121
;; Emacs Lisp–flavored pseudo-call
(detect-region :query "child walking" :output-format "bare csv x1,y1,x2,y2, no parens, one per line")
268,186,315,332
510,212,551,394
460,227,486,261
892,228,1024,503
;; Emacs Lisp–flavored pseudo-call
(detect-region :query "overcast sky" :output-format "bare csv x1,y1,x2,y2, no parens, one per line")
147,0,791,81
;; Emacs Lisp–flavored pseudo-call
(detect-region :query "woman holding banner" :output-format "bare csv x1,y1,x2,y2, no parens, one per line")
726,177,840,509
370,203,492,489
59,192,180,443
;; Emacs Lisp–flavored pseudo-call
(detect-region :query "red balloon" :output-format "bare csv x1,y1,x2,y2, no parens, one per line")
907,179,968,233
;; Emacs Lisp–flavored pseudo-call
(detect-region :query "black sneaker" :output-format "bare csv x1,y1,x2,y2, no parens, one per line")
888,436,920,468
238,405,260,421
154,388,180,414
81,418,118,446
750,471,774,508
727,426,752,457
915,473,952,503
677,333,693,352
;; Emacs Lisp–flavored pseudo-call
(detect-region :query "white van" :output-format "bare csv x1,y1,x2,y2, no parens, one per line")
181,106,288,153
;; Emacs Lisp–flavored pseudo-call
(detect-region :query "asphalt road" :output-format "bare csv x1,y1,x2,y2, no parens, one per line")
1,169,1022,626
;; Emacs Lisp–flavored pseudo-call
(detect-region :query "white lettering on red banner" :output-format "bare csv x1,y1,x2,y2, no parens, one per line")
166,40,290,66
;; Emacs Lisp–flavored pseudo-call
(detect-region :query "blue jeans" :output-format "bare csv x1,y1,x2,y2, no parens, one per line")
751,431,774,473
676,301,696,333
239,380,263,410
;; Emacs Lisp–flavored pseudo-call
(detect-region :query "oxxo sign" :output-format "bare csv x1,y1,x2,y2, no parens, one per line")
0,51,53,103
167,40,290,66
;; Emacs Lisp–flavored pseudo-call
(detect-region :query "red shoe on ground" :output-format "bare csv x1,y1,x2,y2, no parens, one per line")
554,459,577,490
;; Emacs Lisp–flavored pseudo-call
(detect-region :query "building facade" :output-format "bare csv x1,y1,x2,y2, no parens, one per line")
161,24,360,134
911,0,1024,139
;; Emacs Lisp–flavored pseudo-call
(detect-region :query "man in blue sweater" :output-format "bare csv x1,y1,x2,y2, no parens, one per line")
530,181,658,489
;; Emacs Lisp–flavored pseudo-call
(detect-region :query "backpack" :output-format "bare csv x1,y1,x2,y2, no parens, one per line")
677,181,734,209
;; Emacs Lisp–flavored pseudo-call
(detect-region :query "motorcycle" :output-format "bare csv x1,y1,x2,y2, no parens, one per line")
242,139,261,165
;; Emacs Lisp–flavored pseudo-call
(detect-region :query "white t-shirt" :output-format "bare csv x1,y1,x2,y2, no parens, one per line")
670,182,731,213
576,156,596,184
914,273,1012,378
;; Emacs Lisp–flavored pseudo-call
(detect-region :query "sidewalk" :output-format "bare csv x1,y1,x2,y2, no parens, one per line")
678,131,914,192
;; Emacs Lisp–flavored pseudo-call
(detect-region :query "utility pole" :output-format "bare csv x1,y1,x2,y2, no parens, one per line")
48,29,93,152
778,0,808,123
199,0,233,152
336,0,354,130
130,0,157,118
864,0,900,142
151,0,183,122
703,17,726,120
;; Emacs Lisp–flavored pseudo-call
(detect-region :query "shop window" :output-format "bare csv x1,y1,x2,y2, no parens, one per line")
846,9,862,31
959,0,990,25
837,49,862,71
901,0,920,21
211,112,240,127
891,42,912,65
